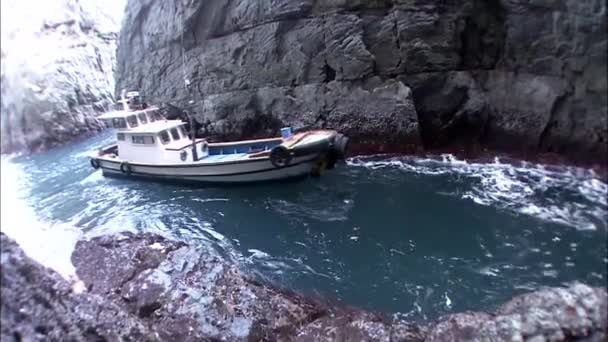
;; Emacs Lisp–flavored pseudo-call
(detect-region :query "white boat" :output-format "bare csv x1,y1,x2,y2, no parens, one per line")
89,91,349,184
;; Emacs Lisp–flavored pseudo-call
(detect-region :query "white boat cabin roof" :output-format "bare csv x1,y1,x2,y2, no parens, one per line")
127,120,186,134
97,106,160,120
98,104,187,134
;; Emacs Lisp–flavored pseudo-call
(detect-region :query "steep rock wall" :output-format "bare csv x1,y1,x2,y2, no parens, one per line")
115,0,607,162
0,0,122,153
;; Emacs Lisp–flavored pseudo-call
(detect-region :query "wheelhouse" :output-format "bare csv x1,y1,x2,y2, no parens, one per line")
98,104,212,164
100,107,165,131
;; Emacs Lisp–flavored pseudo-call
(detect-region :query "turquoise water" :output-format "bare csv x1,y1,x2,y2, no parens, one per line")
1,131,606,320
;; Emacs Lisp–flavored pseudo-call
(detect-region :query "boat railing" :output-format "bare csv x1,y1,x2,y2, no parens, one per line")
97,143,118,156
165,138,207,151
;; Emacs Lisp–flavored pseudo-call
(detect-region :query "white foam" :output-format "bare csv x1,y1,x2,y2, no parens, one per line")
247,249,270,259
191,198,230,203
79,169,104,185
478,266,500,277
1,156,80,279
348,154,607,231
444,292,452,309
201,227,226,241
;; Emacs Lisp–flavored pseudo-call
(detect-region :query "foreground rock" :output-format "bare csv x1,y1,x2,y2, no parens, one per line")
0,233,157,341
116,0,607,164
71,233,607,341
0,0,121,153
70,232,422,341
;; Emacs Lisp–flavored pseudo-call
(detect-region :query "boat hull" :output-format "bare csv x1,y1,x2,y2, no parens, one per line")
96,154,321,184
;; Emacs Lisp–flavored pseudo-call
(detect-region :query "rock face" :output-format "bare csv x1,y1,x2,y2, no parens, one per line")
0,233,157,341
70,232,423,341
0,0,122,153
115,0,607,163
70,232,607,341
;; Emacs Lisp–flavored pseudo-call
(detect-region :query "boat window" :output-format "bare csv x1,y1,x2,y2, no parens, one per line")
127,115,138,128
170,128,180,140
138,112,148,124
117,133,125,141
154,112,164,121
112,117,127,129
147,111,156,122
180,126,189,139
132,135,155,145
159,130,170,144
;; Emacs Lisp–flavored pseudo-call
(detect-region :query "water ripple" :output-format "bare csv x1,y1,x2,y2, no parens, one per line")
348,154,607,231
1,134,606,319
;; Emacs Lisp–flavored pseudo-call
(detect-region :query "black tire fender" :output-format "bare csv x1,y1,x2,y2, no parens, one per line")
270,145,292,168
333,134,350,159
120,161,132,174
90,158,100,170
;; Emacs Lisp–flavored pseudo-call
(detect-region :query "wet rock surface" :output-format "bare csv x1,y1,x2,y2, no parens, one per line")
70,233,607,341
0,0,121,153
1,231,605,341
0,233,157,341
116,0,607,164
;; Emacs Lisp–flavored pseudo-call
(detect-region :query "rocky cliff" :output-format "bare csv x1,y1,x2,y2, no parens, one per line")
2,232,607,341
0,233,157,341
116,0,607,163
0,0,122,153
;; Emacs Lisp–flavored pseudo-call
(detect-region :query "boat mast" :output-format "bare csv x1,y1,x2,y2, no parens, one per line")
179,3,198,161
120,89,129,112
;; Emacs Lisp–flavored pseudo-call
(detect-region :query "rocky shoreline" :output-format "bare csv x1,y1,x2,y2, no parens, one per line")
2,232,606,341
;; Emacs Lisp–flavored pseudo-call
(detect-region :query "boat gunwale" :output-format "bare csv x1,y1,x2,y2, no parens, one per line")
98,156,319,177
164,138,209,151
96,154,271,167
96,150,323,168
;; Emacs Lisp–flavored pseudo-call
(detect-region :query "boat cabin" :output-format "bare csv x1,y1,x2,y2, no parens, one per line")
97,91,288,165
98,98,209,164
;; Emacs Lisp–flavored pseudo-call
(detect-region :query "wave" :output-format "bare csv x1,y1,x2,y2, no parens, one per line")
347,154,607,231
0,156,80,279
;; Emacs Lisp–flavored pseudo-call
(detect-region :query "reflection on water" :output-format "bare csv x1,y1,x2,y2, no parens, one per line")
1,131,606,319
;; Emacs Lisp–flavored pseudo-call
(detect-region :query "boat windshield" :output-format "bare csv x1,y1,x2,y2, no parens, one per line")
170,128,180,140
147,111,156,122
180,126,189,139
132,135,155,145
138,112,148,124
159,130,170,144
127,115,139,127
112,117,127,129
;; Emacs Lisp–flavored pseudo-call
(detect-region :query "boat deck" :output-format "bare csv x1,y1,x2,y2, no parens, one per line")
201,153,250,163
